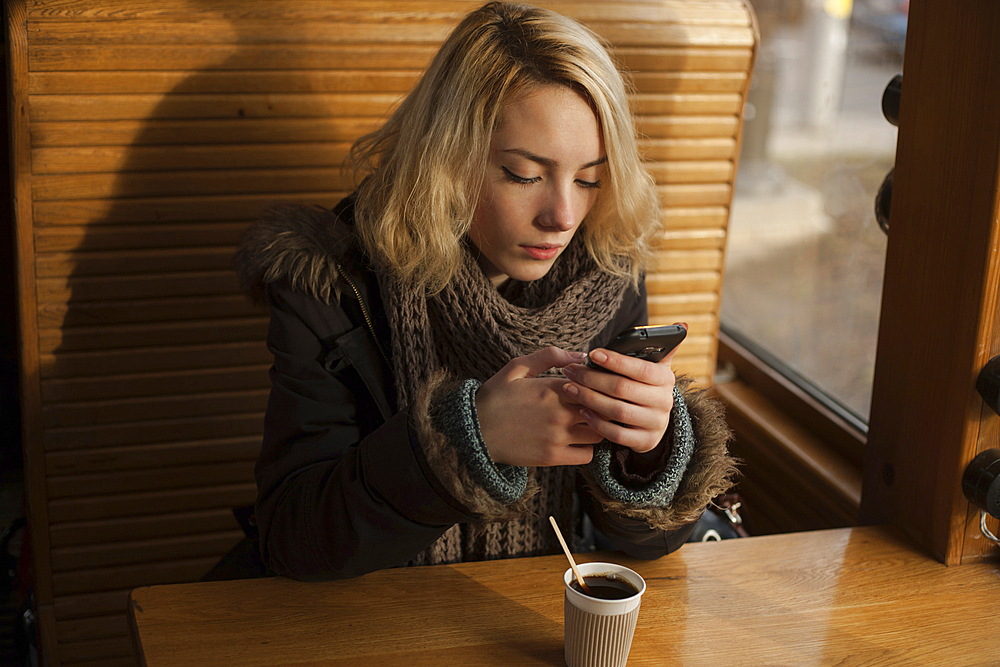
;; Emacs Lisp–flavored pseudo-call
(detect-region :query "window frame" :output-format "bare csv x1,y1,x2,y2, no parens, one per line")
717,0,1000,564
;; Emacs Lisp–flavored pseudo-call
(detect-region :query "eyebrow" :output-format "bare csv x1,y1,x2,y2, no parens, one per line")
502,148,607,170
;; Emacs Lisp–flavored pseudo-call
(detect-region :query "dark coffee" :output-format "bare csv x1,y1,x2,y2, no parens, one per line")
570,573,638,600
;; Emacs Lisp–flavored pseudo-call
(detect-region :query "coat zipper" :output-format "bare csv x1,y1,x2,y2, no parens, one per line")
336,261,392,369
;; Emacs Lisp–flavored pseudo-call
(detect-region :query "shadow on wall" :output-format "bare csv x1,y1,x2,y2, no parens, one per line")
43,2,328,628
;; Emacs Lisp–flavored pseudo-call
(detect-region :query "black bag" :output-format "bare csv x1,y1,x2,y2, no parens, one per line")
687,493,749,542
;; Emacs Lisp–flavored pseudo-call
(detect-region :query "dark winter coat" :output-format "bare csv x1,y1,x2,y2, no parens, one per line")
235,196,735,580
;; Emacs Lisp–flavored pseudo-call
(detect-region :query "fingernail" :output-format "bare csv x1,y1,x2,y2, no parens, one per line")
590,350,607,363
568,351,587,361
563,383,579,397
580,408,595,421
563,366,578,380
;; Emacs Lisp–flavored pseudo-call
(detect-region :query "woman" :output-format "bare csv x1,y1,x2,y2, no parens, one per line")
236,1,736,580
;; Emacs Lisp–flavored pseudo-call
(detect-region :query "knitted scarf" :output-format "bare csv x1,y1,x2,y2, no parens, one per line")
376,236,631,566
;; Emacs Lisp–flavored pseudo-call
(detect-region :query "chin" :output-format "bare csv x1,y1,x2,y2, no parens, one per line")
508,263,556,283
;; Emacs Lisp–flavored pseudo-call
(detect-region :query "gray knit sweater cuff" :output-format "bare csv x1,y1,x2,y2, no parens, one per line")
429,378,528,505
588,386,695,507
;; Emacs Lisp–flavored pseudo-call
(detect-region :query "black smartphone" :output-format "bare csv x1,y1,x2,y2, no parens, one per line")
586,324,687,371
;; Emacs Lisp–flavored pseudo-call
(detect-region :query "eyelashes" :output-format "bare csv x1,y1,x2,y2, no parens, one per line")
501,166,540,186
501,166,602,189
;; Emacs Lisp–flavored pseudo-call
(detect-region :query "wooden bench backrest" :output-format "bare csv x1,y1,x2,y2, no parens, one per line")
6,1,756,664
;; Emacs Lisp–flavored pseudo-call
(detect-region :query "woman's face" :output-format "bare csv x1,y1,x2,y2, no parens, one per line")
470,84,606,286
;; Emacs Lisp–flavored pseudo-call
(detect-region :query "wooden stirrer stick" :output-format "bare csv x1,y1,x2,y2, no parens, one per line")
549,515,591,594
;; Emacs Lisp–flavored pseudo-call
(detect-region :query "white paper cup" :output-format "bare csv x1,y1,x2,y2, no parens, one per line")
563,562,646,667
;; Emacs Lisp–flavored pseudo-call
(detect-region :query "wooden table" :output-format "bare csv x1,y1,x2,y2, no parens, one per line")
128,526,1000,666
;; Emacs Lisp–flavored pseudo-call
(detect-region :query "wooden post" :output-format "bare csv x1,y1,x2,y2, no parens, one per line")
861,0,1000,564
6,0,64,663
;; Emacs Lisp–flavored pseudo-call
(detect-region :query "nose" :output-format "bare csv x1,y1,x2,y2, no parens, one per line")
537,183,579,232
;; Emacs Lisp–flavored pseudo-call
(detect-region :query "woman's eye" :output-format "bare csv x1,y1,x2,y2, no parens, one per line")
502,166,540,185
576,178,602,190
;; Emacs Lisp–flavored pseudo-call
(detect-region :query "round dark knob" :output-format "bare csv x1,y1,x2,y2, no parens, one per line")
882,73,902,127
875,168,893,235
963,449,1000,519
976,356,1000,415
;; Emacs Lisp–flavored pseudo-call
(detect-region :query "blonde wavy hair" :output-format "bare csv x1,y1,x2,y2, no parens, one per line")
350,1,660,293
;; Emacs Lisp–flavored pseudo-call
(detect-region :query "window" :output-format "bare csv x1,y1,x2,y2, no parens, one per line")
720,0,905,424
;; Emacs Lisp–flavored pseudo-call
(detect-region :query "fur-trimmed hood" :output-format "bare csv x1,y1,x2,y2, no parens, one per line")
234,199,358,306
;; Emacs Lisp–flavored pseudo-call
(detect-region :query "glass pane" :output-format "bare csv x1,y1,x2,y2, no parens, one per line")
720,0,906,422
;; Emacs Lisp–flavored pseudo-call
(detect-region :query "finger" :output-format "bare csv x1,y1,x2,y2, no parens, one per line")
565,364,673,406
505,346,588,380
570,383,663,432
584,349,670,385
567,373,674,433
567,423,605,444
579,409,661,453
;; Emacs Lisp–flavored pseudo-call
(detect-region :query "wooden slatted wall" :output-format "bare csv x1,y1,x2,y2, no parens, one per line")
5,1,756,664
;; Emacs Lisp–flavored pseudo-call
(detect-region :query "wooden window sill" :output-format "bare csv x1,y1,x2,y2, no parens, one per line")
713,331,865,534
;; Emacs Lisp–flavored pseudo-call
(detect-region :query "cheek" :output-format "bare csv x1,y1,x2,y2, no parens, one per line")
582,189,600,216
474,192,522,241
575,191,600,228
470,182,494,238
470,200,505,253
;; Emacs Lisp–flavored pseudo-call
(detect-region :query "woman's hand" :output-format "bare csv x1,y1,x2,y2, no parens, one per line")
475,347,605,467
560,329,682,454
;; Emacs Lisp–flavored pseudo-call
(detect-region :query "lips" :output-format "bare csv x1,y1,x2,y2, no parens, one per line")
522,244,562,260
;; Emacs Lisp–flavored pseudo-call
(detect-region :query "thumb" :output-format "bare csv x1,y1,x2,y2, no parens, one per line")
505,346,588,380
